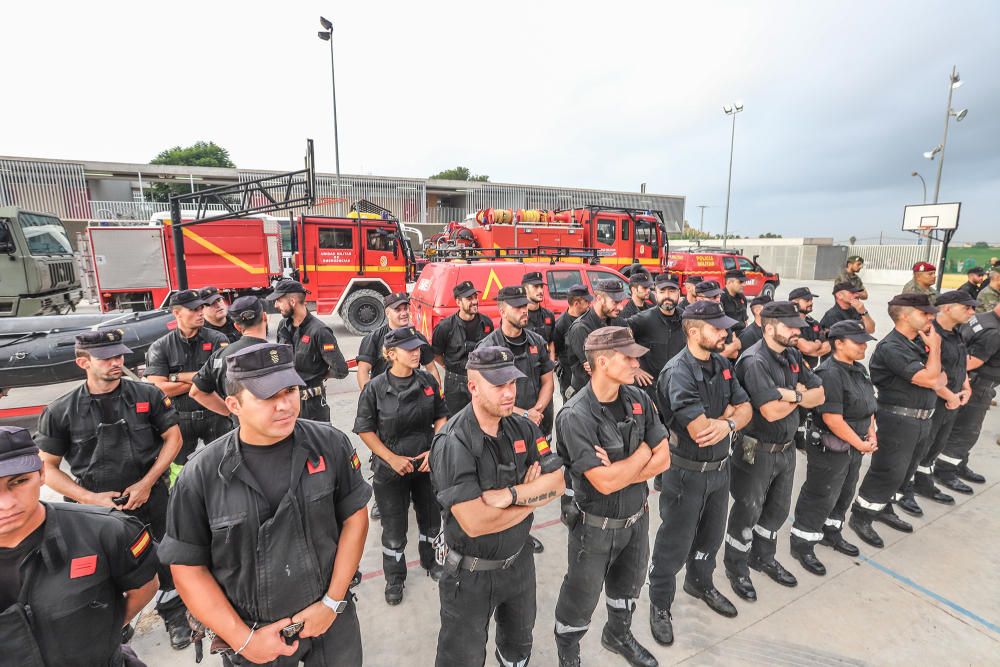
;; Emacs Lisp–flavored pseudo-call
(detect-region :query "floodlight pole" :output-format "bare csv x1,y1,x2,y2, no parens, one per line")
926,66,960,262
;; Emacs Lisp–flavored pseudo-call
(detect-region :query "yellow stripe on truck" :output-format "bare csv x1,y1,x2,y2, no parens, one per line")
182,228,268,275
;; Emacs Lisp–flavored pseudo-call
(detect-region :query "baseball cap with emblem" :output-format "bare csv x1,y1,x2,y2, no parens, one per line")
935,290,978,308
750,294,773,308
724,269,746,282
847,255,864,263
681,301,738,329
912,262,936,273
888,292,938,313
225,343,305,399
826,320,876,343
566,283,594,301
75,328,132,359
594,278,628,301
230,295,263,323
497,286,530,307
584,326,649,357
170,289,206,309
788,287,820,301
521,271,544,286
629,272,653,287
453,280,478,299
654,273,679,288
198,286,224,304
384,326,425,351
265,279,308,301
832,281,863,294
383,292,410,309
684,275,704,285
465,346,526,385
760,300,808,328
0,427,42,478
695,280,724,297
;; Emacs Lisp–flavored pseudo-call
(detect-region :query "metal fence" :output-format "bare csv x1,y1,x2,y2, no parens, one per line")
848,242,943,285
0,159,89,219
88,200,233,221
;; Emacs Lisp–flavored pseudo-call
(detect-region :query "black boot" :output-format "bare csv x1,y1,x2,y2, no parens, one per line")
874,506,913,533
726,571,757,602
790,545,826,576
913,477,955,505
820,529,860,557
161,608,192,651
849,514,883,548
649,604,673,646
600,626,658,667
683,580,738,617
958,466,986,484
385,580,404,605
896,493,923,517
935,474,973,494
748,555,798,587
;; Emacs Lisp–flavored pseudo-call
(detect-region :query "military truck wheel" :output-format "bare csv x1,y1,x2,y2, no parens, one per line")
760,282,777,299
341,289,386,335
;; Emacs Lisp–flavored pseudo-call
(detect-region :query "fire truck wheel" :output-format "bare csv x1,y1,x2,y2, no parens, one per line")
341,288,387,336
760,283,776,299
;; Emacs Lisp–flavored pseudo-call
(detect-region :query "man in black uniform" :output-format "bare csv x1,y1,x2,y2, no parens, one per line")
432,280,496,416
201,286,241,343
626,273,685,398
720,270,748,333
820,283,876,334
554,327,670,667
678,275,703,312
695,279,723,304
934,300,1000,493
566,279,628,395
37,329,189,647
522,271,557,360
898,290,975,514
162,343,371,667
270,279,349,422
850,293,941,548
789,287,830,368
145,289,231,467
957,266,987,299
0,427,159,666
649,301,752,646
553,284,593,401
191,295,270,426
725,301,825,601
430,347,565,667
737,295,772,354
356,292,438,389
620,271,654,320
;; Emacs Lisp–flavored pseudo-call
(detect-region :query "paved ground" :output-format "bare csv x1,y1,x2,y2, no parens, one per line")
6,279,1000,665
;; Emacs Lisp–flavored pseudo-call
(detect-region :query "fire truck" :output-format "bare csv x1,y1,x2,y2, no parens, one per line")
424,206,672,274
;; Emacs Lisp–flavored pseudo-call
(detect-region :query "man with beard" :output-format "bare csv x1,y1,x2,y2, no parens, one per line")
976,266,1000,314
648,302,752,647
957,266,987,300
850,294,941,548
356,292,439,390
720,270,749,333
697,281,742,360
678,275,703,312
737,295,772,355
820,283,876,334
620,271,654,320
627,273,685,399
477,286,556,555
432,280,496,416
834,255,868,300
903,262,940,305
553,284,593,401
566,279,628,395
199,286,241,343
789,287,830,368
522,272,557,361
725,302,825,602
269,279,349,422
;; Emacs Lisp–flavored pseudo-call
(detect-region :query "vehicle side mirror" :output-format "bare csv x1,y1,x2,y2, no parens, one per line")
0,222,14,254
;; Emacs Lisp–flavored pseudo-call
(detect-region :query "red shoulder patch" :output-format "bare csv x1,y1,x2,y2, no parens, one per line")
301,334,311,343
544,317,552,324
722,369,733,380
202,342,213,351
790,362,800,373
529,345,538,354
135,402,150,413
513,439,526,454
423,385,435,397
70,555,97,578
307,456,327,475
632,402,643,415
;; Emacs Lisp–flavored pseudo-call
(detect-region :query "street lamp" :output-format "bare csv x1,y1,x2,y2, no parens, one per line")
931,66,967,205
722,102,743,249
318,17,344,216
697,204,710,233
911,172,926,203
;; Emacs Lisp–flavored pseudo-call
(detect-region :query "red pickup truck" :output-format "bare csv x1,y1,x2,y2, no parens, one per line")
666,250,780,298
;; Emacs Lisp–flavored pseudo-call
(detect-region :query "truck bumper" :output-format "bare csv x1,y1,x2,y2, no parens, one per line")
0,289,83,317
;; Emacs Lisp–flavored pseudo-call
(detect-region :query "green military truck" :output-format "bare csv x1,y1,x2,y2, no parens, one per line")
0,206,83,316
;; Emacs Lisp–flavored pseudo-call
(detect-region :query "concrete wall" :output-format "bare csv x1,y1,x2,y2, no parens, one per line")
670,238,846,281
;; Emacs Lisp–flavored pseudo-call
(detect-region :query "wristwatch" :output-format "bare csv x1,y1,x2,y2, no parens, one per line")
321,595,348,614
508,486,518,506
794,391,803,404
168,373,179,382
725,418,737,433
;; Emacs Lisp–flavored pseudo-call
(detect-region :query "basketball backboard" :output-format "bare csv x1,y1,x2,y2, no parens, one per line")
901,202,960,232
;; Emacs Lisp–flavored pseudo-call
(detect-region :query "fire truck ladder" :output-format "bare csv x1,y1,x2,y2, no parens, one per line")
429,245,615,264
167,139,317,291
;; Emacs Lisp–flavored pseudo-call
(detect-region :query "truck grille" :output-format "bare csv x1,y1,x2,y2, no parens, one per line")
48,261,75,286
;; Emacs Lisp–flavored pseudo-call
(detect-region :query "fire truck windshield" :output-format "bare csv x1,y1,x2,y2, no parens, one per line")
18,212,73,255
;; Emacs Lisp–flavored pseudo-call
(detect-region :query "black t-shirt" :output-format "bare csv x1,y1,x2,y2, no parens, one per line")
820,304,863,329
239,436,294,518
721,292,748,330
91,385,123,424
736,340,822,444
0,521,45,611
936,321,968,393
627,307,684,378
869,329,937,410
798,314,826,367
599,398,627,423
526,306,556,344
964,315,1000,379
814,358,877,438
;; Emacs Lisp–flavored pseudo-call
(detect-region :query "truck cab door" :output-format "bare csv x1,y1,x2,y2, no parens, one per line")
594,217,617,263
737,256,762,294
305,221,357,311
633,218,659,265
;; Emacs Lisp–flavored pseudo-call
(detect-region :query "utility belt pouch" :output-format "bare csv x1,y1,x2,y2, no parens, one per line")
442,547,462,574
561,501,581,530
819,432,852,453
741,435,757,465
0,604,45,667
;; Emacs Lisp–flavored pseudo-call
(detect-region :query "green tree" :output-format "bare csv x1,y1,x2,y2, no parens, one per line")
429,166,489,182
974,241,990,248
148,141,236,201
758,232,783,238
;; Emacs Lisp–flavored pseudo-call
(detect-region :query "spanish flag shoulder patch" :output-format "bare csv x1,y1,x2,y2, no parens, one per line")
535,437,551,456
323,343,336,351
163,397,172,408
129,530,152,559
350,451,361,471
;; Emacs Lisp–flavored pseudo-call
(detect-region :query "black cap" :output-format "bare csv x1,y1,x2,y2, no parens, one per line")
384,326,424,350
265,279,308,301
0,426,42,478
654,273,679,288
888,293,938,313
967,266,986,276
788,287,820,301
832,282,863,294
497,286,529,307
724,269,746,281
629,272,653,287
760,300,808,328
827,320,876,343
681,301,738,329
383,292,410,309
521,271,544,286
75,328,132,359
749,294,773,308
230,295,264,324
584,326,649,357
567,283,594,301
199,286,224,304
695,280,723,297
170,289,206,309
684,275,704,285
453,280,478,299
594,279,628,301
225,343,305,399
935,290,978,307
466,346,526,386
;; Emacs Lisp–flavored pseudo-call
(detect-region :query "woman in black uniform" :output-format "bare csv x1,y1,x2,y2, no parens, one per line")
789,319,879,575
355,326,449,605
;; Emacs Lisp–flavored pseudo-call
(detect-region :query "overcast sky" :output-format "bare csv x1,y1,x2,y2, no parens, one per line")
3,1,997,242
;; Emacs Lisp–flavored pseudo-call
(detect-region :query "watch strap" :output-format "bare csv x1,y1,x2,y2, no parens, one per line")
321,595,347,613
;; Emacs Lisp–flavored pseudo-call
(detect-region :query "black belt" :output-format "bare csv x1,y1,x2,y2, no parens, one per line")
178,410,207,419
578,502,647,530
301,385,325,400
453,546,523,572
752,439,794,453
445,368,467,377
670,453,728,472
878,403,934,420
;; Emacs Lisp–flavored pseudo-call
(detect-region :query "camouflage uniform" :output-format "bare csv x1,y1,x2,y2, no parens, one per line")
902,278,938,305
834,269,865,293
976,285,1000,314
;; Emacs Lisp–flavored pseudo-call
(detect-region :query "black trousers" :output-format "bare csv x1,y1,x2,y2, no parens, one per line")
913,401,960,491
300,393,330,422
224,600,362,666
444,371,471,417
791,446,862,550
373,469,440,584
554,512,649,653
936,376,998,478
648,464,729,609
724,446,796,576
854,411,932,517
436,550,536,667
177,410,231,464
556,364,572,402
